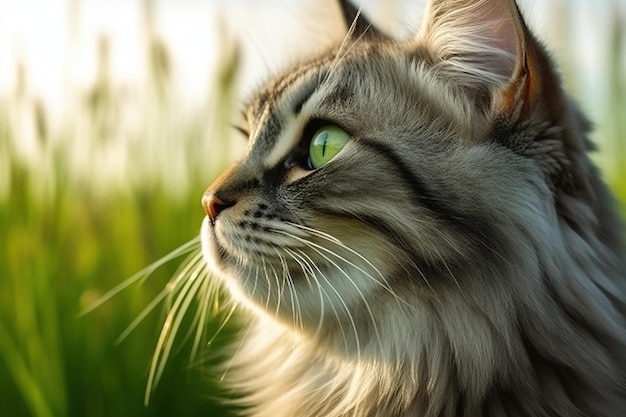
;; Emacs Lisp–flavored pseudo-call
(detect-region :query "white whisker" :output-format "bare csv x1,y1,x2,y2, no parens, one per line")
292,248,346,345
189,268,228,361
115,251,205,344
79,237,201,316
306,250,359,359
284,247,322,335
299,238,382,357
261,256,273,311
327,1,370,79
144,257,206,405
269,256,283,318
277,248,305,332
280,225,411,309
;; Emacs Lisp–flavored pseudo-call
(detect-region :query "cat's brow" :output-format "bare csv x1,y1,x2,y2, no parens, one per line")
253,111,284,160
291,71,328,115
250,57,329,121
253,70,331,168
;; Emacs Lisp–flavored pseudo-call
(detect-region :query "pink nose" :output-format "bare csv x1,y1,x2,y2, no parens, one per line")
202,194,232,223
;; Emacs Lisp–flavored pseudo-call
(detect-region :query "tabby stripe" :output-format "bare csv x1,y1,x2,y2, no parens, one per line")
353,138,500,260
356,138,467,225
308,206,458,284
255,71,329,164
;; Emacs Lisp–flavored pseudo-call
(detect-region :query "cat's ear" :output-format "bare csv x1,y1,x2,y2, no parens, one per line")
337,0,386,40
420,0,563,122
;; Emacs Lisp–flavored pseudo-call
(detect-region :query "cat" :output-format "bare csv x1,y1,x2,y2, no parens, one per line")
197,0,626,416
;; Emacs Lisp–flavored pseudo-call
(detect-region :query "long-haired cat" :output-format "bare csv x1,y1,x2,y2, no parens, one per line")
197,0,626,415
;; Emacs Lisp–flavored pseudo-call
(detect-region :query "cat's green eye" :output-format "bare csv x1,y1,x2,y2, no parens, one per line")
308,125,350,169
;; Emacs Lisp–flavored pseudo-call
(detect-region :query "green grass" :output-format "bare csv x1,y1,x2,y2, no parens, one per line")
0,9,241,415
0,153,239,417
0,3,624,417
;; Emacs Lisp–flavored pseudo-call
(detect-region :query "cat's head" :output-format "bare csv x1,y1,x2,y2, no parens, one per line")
200,0,614,347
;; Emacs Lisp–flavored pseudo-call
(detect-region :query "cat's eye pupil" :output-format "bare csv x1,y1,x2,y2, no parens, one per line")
308,125,349,169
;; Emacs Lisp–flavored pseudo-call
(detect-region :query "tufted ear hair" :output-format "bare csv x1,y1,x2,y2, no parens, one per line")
421,0,594,202
419,0,564,124
419,0,519,106
337,0,387,40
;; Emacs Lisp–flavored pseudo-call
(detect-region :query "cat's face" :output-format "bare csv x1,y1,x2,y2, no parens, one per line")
200,0,584,338
201,46,430,325
190,2,626,415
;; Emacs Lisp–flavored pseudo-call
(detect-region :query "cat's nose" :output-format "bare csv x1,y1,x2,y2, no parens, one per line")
202,194,235,223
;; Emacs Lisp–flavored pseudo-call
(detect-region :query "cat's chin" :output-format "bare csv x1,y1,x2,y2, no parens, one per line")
200,216,226,272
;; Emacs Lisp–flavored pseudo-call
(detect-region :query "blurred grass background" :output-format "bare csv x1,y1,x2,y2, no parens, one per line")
0,1,624,416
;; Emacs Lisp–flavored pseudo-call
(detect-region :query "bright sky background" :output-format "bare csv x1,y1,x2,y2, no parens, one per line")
0,0,623,193
0,0,624,111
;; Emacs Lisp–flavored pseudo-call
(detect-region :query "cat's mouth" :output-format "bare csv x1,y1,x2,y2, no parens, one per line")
200,213,324,314
201,210,312,270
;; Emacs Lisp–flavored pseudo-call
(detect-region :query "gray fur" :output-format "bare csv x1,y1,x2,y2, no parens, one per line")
198,0,626,415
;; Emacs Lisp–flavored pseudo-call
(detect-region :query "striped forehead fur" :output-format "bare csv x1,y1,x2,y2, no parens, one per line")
249,44,480,171
195,0,626,416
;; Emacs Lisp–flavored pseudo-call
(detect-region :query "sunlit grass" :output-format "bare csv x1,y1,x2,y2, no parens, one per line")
0,4,240,416
0,129,240,416
0,2,624,417
607,10,626,208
